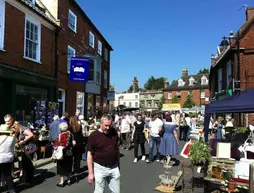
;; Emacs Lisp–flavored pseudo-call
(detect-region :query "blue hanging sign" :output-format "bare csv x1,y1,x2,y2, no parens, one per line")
69,57,89,82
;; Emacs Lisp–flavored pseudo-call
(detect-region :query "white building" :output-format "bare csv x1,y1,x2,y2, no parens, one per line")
114,92,139,108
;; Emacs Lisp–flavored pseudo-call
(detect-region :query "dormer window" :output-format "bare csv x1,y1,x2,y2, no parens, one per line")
189,77,195,86
201,76,208,85
178,79,185,87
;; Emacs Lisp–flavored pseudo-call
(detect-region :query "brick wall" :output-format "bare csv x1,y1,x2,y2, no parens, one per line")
0,2,55,77
163,88,210,107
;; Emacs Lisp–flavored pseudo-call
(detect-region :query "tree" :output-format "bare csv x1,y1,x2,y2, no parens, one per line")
158,96,166,110
127,85,133,92
183,95,195,108
171,95,179,103
198,68,209,74
144,76,166,90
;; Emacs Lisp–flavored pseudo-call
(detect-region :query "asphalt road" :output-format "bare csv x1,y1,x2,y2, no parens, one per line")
14,142,204,193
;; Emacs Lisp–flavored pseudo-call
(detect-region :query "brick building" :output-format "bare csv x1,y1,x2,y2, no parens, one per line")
41,0,113,117
209,7,254,126
209,8,254,99
0,0,58,123
163,68,210,107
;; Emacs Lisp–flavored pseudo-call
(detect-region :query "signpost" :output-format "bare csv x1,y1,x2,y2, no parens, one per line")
69,57,89,82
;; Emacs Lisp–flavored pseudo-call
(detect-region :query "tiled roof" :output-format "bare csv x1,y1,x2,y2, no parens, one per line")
163,73,209,91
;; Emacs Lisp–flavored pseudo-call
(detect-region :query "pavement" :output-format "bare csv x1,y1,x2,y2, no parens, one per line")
12,142,206,193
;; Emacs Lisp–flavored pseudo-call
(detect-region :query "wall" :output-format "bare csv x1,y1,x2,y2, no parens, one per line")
1,2,55,77
114,93,139,107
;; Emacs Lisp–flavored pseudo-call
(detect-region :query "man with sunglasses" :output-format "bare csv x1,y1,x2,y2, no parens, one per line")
87,114,120,193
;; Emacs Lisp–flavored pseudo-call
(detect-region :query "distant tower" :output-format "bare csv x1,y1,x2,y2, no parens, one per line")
132,77,139,92
164,78,169,88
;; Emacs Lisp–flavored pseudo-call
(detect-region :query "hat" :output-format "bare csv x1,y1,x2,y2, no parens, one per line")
59,119,67,124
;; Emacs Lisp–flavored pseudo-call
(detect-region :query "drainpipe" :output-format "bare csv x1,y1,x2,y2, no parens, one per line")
236,31,241,89
54,27,60,102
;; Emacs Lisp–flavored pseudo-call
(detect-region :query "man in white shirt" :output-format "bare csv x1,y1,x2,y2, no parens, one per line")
146,113,163,163
120,114,131,150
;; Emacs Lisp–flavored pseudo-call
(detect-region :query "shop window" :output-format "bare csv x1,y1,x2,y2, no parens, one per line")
0,0,5,50
76,92,84,115
67,45,75,74
68,9,77,33
88,59,94,81
24,16,41,62
58,89,66,117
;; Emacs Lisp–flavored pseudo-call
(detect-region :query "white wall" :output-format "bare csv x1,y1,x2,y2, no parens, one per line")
114,93,139,108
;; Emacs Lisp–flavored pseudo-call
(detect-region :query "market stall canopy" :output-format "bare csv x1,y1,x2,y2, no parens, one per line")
184,106,205,113
205,89,254,113
162,103,181,111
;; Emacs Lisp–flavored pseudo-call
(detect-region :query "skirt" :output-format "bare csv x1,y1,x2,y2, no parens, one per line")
57,155,73,176
159,133,178,156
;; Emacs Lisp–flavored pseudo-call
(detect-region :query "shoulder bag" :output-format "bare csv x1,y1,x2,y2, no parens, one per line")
52,134,64,160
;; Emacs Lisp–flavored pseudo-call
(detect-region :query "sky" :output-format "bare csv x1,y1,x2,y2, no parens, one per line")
77,0,254,92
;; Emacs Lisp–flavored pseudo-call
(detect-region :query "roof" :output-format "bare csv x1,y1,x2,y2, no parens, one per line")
71,0,113,51
21,0,58,26
140,90,163,94
163,73,209,91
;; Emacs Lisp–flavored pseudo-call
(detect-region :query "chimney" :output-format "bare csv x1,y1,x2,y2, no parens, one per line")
132,77,139,92
246,7,254,21
182,68,188,77
211,54,216,67
164,78,169,88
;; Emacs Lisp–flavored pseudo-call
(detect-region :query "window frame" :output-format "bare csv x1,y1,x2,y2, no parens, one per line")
58,89,66,116
96,61,101,84
168,92,172,99
201,76,208,85
89,31,95,48
200,89,206,99
0,0,5,50
98,40,102,55
104,70,107,88
218,68,223,92
226,62,232,88
178,79,184,87
135,102,138,107
68,9,77,33
104,48,108,61
24,15,41,63
67,45,76,74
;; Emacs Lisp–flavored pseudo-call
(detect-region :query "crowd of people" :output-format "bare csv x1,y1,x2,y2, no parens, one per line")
0,109,205,193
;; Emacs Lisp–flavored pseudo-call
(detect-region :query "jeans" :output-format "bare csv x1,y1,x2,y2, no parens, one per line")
148,136,161,161
121,132,131,149
94,163,121,193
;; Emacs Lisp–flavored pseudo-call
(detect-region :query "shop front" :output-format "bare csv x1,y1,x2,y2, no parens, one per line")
0,64,57,125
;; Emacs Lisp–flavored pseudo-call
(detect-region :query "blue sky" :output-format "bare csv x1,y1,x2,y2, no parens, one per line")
77,0,253,92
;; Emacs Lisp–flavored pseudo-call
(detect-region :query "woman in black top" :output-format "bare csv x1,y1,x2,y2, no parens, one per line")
131,114,146,163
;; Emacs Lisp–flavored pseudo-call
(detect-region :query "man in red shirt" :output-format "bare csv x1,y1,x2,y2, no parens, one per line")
87,114,120,193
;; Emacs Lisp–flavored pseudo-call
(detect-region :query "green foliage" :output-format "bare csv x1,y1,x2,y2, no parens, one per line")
171,95,179,103
128,85,133,92
189,138,212,166
158,96,166,110
198,68,209,74
236,127,249,133
183,95,195,108
144,76,166,90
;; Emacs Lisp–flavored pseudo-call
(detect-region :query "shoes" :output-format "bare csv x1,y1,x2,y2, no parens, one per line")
146,159,150,163
156,159,160,163
75,175,79,183
67,180,71,186
133,158,138,163
141,155,146,161
57,183,64,187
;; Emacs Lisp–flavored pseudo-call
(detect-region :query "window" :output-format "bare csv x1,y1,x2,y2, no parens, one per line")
147,101,152,107
88,59,94,81
96,61,101,84
227,62,232,88
200,89,205,99
104,70,107,88
24,16,41,62
0,0,5,50
89,31,95,48
58,89,66,117
201,76,208,85
189,77,195,85
135,95,138,99
67,45,75,74
76,92,85,115
68,10,77,33
177,91,181,99
98,40,102,55
218,68,223,92
144,95,148,99
27,0,35,4
123,102,126,106
129,102,132,107
135,102,138,107
168,92,172,99
104,48,108,61
178,79,184,87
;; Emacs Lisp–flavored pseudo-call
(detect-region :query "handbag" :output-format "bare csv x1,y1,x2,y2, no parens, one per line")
159,124,165,137
52,134,64,160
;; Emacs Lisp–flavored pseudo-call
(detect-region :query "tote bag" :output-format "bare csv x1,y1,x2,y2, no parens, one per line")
52,134,65,160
